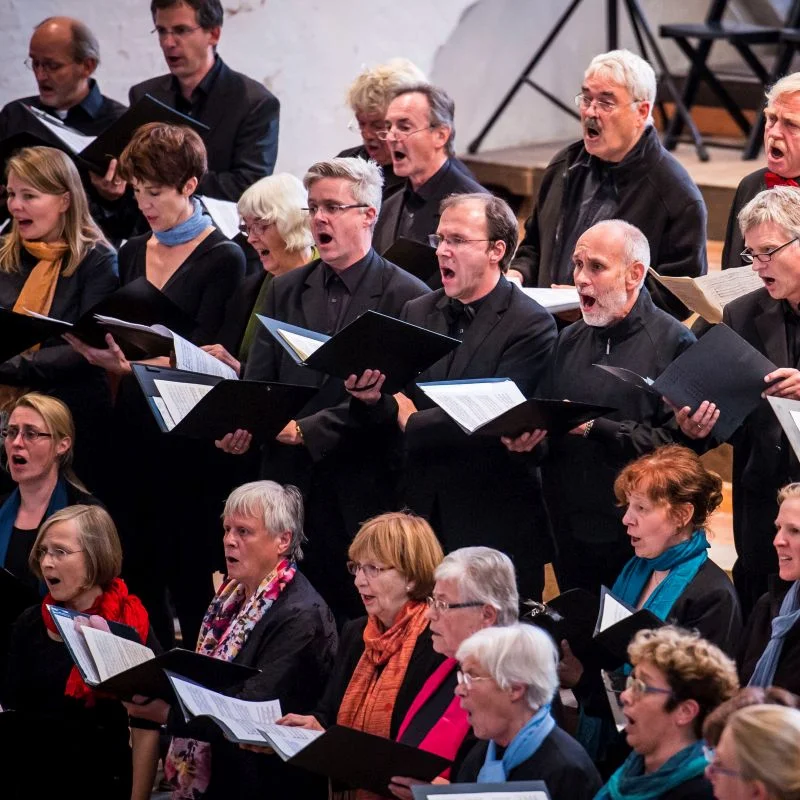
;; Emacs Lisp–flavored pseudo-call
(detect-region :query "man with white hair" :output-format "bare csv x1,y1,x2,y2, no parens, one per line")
504,219,704,592
722,72,800,269
510,49,707,319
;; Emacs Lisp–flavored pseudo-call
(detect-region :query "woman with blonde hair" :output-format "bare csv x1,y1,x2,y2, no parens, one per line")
706,704,800,800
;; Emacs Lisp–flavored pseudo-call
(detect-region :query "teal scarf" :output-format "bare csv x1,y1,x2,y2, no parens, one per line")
595,740,708,800
612,530,710,621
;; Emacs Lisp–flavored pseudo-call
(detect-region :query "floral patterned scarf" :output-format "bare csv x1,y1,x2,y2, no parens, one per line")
164,559,297,798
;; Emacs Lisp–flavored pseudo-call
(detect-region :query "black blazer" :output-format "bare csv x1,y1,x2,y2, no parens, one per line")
371,158,487,258
217,271,268,358
721,168,768,270
169,572,337,800
723,288,800,576
313,616,444,738
130,58,279,201
457,727,602,800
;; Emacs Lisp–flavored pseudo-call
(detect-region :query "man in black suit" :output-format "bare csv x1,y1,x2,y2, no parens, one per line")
371,83,486,271
218,157,429,620
348,193,557,601
679,186,800,616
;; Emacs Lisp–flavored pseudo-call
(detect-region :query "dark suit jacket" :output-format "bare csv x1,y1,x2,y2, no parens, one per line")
217,270,268,357
721,168,768,270
723,288,800,576
372,158,487,257
130,58,279,201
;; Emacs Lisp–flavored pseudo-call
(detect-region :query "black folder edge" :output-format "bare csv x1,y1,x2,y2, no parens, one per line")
382,237,439,282
92,319,175,359
277,724,451,795
0,307,73,363
0,567,40,621
256,314,330,367
592,587,664,667
412,781,551,799
131,363,317,440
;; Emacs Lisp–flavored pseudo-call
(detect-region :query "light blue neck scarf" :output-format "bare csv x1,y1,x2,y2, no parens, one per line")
749,580,800,687
477,703,555,783
152,197,210,246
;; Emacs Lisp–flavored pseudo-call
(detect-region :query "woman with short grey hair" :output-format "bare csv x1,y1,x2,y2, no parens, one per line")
454,624,602,800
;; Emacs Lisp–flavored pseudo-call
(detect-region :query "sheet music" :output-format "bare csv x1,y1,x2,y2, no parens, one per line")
441,794,549,800
153,397,176,431
259,723,324,759
47,606,100,685
93,314,170,336
697,267,762,305
278,329,325,361
154,380,214,425
418,380,526,433
171,332,237,380
81,626,155,683
520,287,580,313
597,592,632,633
198,195,241,239
27,106,96,153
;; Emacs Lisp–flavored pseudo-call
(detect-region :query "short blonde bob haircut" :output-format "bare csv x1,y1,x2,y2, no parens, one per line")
346,58,427,117
348,511,443,602
237,173,313,253
29,504,122,588
0,146,108,277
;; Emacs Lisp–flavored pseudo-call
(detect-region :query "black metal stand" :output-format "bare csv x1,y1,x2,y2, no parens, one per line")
467,0,709,161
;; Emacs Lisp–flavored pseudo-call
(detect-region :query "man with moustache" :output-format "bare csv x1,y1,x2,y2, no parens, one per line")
217,158,429,621
371,83,486,276
504,219,707,593
722,73,800,269
677,187,800,616
510,49,707,319
347,193,557,601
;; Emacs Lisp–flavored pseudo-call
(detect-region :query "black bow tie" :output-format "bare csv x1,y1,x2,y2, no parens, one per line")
444,299,476,327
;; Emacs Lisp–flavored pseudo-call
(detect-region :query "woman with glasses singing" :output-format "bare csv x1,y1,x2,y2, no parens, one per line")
1,504,159,800
738,483,800,695
596,626,738,800
0,392,98,591
451,624,601,799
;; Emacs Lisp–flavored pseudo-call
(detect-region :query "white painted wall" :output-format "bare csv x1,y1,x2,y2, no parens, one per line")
0,0,769,176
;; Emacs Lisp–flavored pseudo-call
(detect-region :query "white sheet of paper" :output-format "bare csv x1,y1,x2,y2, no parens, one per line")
154,379,213,425
696,267,763,305
171,332,237,380
153,397,176,431
258,723,324,759
27,106,96,153
790,409,800,433
418,379,527,433
520,286,580,312
598,592,632,633
439,793,549,800
277,329,325,361
198,195,241,239
80,626,155,683
47,607,100,685
22,308,72,325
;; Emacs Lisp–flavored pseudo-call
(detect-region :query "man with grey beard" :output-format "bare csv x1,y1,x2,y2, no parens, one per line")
509,49,706,320
503,219,705,592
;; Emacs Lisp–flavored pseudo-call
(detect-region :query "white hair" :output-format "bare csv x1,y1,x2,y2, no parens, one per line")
223,481,306,561
434,547,519,625
738,185,800,239
767,71,800,105
585,49,656,125
587,218,650,287
456,624,559,710
303,156,383,218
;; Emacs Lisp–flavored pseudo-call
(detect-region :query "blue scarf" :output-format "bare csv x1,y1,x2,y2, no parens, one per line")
595,740,708,800
612,530,710,622
0,476,70,567
749,580,800,687
152,197,211,246
477,703,555,783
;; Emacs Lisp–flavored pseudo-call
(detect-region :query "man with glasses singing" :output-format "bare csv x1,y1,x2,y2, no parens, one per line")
219,157,429,621
125,0,278,202
511,49,707,320
676,186,800,615
348,193,557,601
372,83,486,271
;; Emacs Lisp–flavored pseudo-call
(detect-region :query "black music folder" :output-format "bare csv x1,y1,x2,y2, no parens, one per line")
595,323,776,441
257,310,460,393
260,724,451,796
1,95,209,174
0,307,72,362
383,237,439,282
476,397,615,438
132,364,317,440
0,568,39,628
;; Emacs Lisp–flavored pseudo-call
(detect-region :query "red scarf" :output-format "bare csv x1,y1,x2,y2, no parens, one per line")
42,577,150,704
765,171,800,189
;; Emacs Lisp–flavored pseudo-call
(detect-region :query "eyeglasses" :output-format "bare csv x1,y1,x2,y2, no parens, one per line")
346,561,391,579
35,546,84,563
426,596,484,614
376,125,437,141
151,25,202,40
702,745,744,780
24,57,71,75
574,93,638,114
239,219,272,237
622,674,674,702
740,237,798,264
347,118,389,135
2,425,53,443
428,234,492,249
302,203,368,217
456,670,491,689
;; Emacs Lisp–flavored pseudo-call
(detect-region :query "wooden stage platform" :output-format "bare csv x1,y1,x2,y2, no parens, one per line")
459,140,767,242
